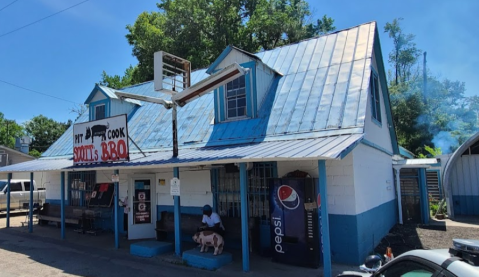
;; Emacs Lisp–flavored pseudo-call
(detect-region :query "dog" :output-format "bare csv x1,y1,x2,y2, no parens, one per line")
192,231,224,255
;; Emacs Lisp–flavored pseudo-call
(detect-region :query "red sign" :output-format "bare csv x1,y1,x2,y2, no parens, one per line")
73,114,129,165
317,193,321,208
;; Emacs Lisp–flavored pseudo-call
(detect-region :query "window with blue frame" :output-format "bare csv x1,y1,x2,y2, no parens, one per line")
370,70,381,123
95,104,106,120
226,75,247,119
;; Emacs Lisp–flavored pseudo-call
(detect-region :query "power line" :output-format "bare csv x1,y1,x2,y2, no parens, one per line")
0,0,19,12
0,79,81,105
0,0,90,38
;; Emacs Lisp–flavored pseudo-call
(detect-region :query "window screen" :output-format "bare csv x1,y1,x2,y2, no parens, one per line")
95,105,106,120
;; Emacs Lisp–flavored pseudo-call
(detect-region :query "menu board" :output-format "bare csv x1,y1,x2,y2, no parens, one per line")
88,183,114,207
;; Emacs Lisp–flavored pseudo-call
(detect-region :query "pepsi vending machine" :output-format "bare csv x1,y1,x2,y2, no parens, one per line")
269,178,321,268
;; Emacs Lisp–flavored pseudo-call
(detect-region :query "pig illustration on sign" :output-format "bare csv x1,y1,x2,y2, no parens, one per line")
85,123,109,143
192,231,224,255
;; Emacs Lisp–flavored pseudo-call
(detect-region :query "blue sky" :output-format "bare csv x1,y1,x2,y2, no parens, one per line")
0,0,477,124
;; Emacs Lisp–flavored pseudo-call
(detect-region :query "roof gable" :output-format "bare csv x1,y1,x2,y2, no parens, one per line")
84,84,142,105
43,21,400,158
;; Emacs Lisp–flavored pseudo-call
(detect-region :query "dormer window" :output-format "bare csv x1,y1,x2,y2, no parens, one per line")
226,75,247,119
95,104,106,120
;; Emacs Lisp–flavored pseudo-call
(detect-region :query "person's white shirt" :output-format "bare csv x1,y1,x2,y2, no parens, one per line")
202,212,225,230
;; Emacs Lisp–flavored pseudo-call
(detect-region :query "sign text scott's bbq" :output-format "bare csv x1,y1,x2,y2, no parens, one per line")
73,114,129,165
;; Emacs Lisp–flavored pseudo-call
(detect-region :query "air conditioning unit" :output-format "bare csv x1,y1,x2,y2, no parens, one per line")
0,153,8,167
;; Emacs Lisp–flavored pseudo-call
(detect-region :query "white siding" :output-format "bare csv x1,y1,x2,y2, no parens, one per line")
256,63,275,109
363,51,393,153
277,155,356,215
353,144,395,214
43,171,64,200
216,50,254,71
91,90,106,102
110,99,137,118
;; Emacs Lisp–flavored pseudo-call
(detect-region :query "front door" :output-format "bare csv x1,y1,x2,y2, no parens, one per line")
128,175,156,240
400,168,421,223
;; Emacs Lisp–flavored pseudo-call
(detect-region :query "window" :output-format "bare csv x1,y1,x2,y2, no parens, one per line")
68,171,96,207
24,181,32,191
10,182,22,192
95,104,106,120
378,260,435,277
370,71,382,123
226,75,247,119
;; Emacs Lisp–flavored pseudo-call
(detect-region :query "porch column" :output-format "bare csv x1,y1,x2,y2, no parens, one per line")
174,167,181,256
239,163,250,272
29,172,34,233
418,168,429,224
317,160,331,277
211,169,218,212
6,173,12,228
61,172,66,239
114,169,119,249
394,167,403,224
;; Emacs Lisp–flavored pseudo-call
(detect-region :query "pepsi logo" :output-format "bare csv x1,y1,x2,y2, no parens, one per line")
277,185,300,210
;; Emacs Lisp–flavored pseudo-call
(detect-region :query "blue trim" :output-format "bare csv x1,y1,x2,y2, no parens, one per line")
239,163,250,272
218,87,225,122
61,172,65,239
214,89,220,123
452,195,479,215
436,170,443,198
114,169,119,249
89,99,110,121
6,173,11,228
329,199,397,264
399,146,415,159
206,45,233,74
84,84,109,104
127,105,140,121
211,169,218,212
419,168,429,224
361,139,394,156
29,172,33,233
373,26,400,155
340,137,363,159
173,167,181,256
318,160,331,276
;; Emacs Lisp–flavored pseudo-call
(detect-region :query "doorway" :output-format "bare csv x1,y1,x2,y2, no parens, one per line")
128,175,156,240
400,168,421,223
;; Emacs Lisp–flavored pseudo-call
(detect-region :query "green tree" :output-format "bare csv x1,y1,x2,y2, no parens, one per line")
384,18,421,85
23,115,71,155
101,0,335,86
0,112,24,148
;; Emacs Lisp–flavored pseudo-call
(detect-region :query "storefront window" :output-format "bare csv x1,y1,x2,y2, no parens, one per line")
68,171,96,207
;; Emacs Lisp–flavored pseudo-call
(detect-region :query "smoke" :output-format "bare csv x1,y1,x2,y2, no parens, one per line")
432,131,458,154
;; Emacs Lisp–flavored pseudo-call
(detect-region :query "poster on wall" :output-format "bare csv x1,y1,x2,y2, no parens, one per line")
73,114,129,165
134,179,151,224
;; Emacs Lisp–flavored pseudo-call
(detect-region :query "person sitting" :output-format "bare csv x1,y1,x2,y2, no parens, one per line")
199,204,225,237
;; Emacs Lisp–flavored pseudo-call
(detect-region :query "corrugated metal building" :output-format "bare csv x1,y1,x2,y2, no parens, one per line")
0,21,400,267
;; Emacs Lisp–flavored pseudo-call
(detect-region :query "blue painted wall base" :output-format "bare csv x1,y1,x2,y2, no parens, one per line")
182,248,233,270
329,199,397,265
130,241,174,258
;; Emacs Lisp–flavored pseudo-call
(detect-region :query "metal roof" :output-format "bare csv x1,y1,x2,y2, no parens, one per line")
38,22,377,164
0,134,362,172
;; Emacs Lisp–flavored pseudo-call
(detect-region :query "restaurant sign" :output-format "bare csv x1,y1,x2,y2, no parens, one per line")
73,114,129,165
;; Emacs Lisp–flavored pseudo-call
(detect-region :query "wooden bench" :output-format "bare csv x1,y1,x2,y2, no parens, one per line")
38,203,84,226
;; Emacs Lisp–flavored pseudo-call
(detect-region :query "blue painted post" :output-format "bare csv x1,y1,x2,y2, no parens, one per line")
211,169,217,212
6,173,12,228
114,169,119,249
29,172,34,233
61,172,65,239
239,163,250,272
419,168,429,224
173,167,181,256
318,160,331,277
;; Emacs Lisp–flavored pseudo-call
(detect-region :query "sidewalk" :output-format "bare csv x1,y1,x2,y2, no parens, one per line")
0,214,358,277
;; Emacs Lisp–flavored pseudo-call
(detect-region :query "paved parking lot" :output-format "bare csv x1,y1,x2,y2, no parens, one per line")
0,214,357,277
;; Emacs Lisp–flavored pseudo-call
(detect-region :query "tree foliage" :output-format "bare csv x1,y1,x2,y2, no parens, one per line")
23,115,71,155
101,0,335,87
385,18,478,155
0,112,24,149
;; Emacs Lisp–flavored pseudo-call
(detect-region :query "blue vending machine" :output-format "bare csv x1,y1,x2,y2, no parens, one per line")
269,178,321,268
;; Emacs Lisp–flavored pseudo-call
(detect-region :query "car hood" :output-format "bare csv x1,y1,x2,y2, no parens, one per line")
337,270,371,277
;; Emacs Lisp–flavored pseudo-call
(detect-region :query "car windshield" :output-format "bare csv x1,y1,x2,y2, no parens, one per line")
0,181,7,192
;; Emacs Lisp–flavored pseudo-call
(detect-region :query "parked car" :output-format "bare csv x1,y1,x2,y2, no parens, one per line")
338,239,479,277
0,179,46,211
